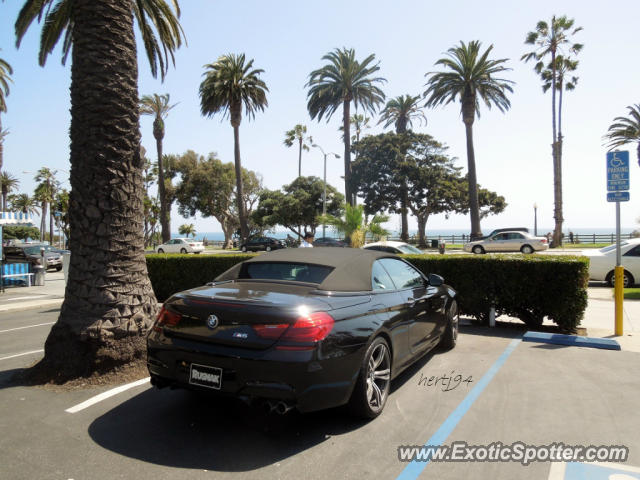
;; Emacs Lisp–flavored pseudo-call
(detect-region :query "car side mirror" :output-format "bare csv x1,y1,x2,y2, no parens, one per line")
427,273,444,287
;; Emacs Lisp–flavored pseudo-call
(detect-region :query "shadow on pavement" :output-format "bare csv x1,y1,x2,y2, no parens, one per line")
88,388,368,472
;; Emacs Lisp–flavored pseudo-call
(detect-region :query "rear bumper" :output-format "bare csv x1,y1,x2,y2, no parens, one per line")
147,331,365,413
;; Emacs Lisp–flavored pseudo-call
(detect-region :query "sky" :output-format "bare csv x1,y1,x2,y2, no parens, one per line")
1,0,639,236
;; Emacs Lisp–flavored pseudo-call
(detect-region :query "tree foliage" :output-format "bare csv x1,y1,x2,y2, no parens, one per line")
252,176,344,237
318,203,388,248
604,104,640,167
175,151,262,249
351,132,506,246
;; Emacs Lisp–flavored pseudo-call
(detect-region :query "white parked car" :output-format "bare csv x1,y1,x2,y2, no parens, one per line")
156,238,204,254
463,231,549,254
583,238,640,287
362,241,424,254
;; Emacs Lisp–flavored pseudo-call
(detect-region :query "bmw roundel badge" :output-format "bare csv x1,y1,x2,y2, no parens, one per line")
206,314,219,329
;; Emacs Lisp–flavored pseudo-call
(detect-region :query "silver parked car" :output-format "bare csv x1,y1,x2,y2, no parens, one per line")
463,231,549,254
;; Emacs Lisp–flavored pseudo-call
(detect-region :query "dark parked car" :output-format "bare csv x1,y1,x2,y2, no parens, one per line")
313,237,348,247
239,236,285,252
147,248,458,418
3,244,62,271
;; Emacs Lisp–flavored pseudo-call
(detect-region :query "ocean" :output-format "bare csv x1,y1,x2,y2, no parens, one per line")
174,227,637,242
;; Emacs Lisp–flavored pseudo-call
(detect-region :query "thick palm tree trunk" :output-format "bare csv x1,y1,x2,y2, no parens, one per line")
2,189,6,212
37,0,158,380
464,121,482,240
232,123,249,241
343,100,353,206
156,130,170,243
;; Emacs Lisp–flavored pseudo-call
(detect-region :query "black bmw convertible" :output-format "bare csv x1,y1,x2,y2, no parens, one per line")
147,248,458,418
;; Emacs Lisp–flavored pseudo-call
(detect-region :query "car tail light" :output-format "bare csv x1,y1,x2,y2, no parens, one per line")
153,306,182,332
541,238,547,244
278,312,335,350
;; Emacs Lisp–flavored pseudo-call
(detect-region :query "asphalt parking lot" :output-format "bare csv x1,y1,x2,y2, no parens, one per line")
1,306,639,480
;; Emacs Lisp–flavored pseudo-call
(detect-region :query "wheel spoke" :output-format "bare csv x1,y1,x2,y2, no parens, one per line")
370,380,383,407
374,368,390,381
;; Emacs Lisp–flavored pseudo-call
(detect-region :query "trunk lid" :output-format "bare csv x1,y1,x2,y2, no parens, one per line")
161,281,346,349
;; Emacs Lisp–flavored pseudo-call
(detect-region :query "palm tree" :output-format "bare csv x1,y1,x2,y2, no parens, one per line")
34,167,58,244
283,124,312,177
424,41,514,240
199,53,268,242
307,48,386,206
140,93,177,243
522,16,583,247
0,54,13,173
0,171,19,211
8,193,38,215
378,94,427,134
178,223,195,238
318,203,388,248
604,104,640,167
14,0,185,380
378,94,427,241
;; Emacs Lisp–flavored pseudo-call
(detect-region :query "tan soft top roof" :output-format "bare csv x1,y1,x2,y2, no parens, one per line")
215,247,397,292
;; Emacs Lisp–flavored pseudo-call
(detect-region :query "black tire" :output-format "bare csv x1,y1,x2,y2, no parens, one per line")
348,337,391,419
520,245,534,254
606,270,634,288
157,248,164,254
180,248,187,254
55,266,62,271
472,245,484,254
241,246,247,253
266,246,272,252
439,300,458,350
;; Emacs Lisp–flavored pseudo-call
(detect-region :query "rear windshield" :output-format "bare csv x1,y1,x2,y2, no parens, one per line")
397,244,423,254
240,262,334,284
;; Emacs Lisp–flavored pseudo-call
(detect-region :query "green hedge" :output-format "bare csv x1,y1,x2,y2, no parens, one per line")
146,253,589,333
402,254,589,332
146,253,255,302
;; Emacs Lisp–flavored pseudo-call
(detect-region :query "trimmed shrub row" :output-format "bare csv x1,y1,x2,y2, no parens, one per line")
146,253,255,303
403,254,589,332
146,253,589,332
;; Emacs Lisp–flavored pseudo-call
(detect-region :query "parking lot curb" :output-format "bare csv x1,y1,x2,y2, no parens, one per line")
0,299,64,314
522,331,621,350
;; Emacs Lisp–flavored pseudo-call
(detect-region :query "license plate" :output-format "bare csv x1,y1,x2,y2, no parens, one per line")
189,363,222,390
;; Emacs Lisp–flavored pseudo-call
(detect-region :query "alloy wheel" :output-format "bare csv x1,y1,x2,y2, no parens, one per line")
366,342,390,412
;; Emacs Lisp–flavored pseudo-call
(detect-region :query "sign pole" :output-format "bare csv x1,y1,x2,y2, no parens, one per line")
614,200,623,336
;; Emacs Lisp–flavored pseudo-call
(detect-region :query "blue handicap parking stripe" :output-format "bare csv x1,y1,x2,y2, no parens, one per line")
396,337,521,480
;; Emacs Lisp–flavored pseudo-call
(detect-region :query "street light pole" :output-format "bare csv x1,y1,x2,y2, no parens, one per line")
533,203,538,236
312,144,340,238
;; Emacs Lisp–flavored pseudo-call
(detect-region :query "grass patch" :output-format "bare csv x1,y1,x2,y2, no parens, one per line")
624,288,640,300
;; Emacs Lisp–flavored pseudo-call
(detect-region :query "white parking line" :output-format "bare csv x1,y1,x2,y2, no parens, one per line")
0,349,44,361
0,322,55,333
65,377,150,414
